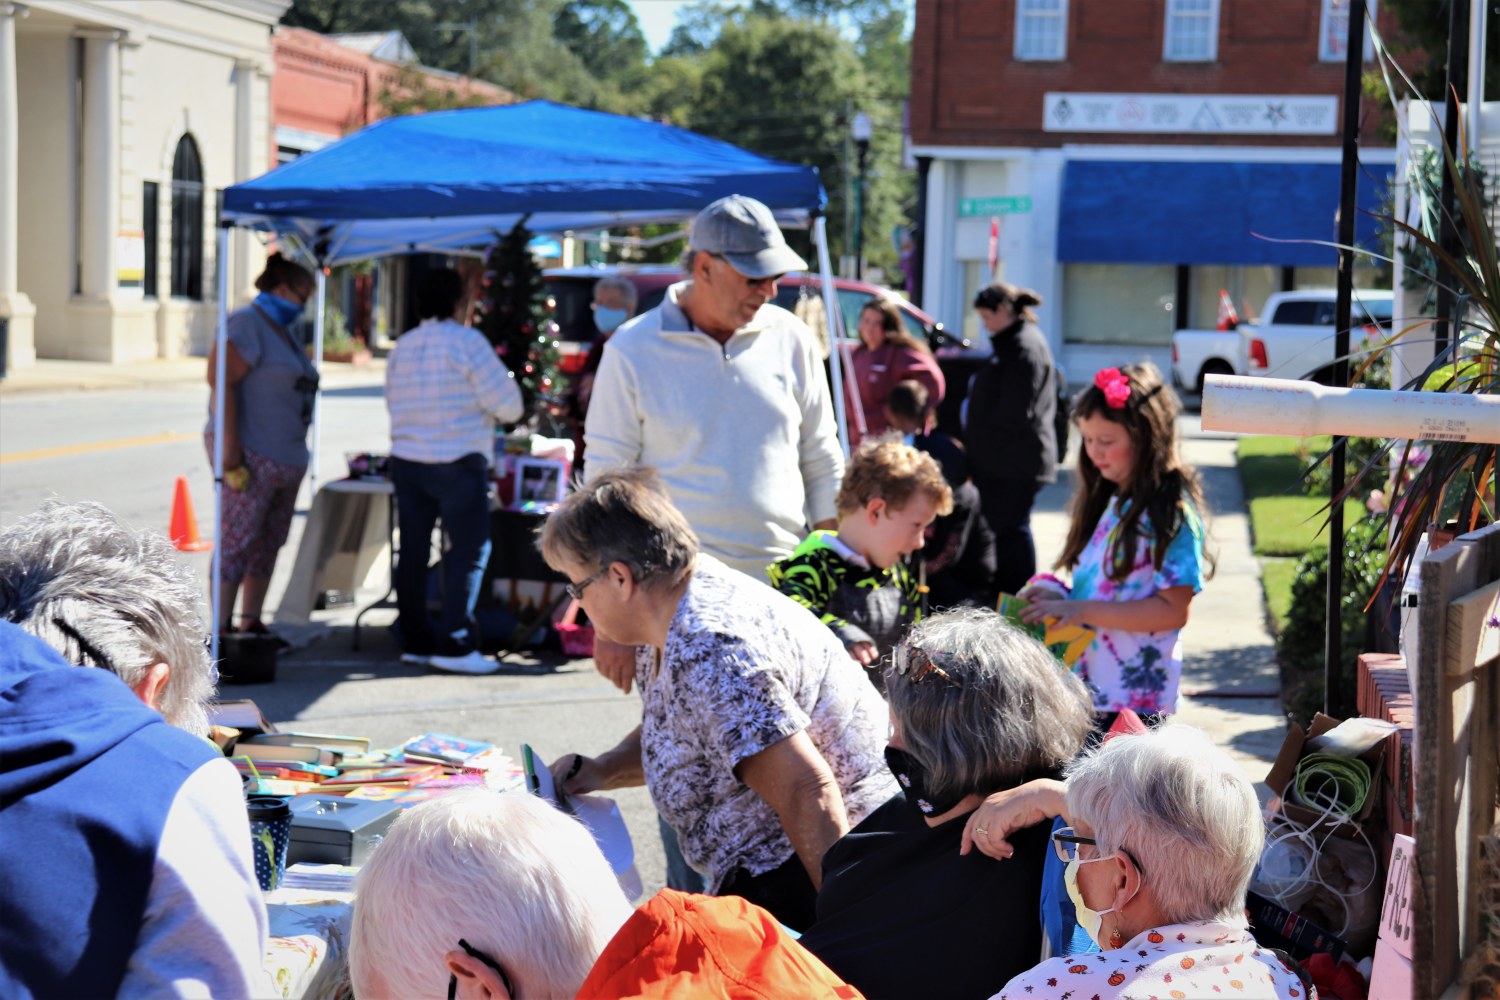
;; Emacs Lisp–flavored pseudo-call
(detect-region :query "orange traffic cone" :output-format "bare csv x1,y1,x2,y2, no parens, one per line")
169,476,213,552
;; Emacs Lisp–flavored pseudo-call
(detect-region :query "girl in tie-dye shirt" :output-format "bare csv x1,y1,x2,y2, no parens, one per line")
1020,362,1212,718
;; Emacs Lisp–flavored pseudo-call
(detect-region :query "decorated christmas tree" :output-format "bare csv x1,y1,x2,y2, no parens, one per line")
474,217,560,426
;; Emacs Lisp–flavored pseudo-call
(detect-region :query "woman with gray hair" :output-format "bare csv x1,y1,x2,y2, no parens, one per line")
982,724,1310,999
797,607,1094,999
543,468,895,931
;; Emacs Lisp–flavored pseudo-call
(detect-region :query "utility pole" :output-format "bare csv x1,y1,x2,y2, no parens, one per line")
436,20,479,77
851,112,871,281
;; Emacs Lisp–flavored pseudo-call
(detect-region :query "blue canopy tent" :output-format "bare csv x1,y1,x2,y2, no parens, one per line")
210,101,841,649
220,99,827,263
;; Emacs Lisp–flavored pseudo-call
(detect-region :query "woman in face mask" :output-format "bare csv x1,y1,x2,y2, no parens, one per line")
978,724,1312,1000
570,274,639,475
204,251,318,638
796,608,1094,1000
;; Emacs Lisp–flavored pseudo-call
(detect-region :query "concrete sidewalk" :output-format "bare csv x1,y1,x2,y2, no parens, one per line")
1033,419,1288,787
0,356,385,395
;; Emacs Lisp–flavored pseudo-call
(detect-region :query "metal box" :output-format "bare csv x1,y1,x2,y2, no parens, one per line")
285,794,401,867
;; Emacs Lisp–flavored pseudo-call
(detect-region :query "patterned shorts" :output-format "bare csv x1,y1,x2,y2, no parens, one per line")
219,448,306,583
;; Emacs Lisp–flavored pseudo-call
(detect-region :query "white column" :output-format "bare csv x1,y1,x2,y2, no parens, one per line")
231,59,256,304
78,28,121,302
0,2,35,368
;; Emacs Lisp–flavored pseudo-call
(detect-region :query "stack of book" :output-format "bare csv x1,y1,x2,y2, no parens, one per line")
213,709,526,801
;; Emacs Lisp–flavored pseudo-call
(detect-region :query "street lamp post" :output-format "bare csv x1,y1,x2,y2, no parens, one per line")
851,112,871,280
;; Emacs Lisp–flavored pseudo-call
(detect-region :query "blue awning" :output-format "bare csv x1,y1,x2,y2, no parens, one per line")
1057,159,1391,266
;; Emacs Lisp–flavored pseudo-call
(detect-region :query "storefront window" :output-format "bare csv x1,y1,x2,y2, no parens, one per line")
1063,264,1175,345
1188,265,1278,328
170,135,204,301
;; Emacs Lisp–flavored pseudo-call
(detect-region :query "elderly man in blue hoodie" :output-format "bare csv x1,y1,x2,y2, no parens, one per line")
0,501,270,999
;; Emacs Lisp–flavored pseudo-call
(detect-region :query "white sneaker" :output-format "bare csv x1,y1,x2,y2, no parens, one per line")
427,650,500,675
399,652,431,667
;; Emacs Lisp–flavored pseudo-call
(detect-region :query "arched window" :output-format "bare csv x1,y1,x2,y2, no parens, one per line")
170,135,203,300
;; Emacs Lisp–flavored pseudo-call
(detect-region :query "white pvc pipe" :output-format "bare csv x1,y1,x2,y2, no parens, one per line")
210,226,231,661
309,266,326,497
1202,374,1500,443
813,216,853,456
1468,0,1487,155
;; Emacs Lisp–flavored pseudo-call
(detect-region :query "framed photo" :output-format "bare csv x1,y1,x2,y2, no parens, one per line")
514,457,568,504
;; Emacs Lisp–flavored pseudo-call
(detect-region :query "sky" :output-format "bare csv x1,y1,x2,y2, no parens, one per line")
625,0,694,55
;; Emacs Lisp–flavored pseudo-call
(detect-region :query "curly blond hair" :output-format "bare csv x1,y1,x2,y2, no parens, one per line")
835,435,954,518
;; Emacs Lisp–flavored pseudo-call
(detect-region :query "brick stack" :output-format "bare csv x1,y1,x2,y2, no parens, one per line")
1357,652,1416,864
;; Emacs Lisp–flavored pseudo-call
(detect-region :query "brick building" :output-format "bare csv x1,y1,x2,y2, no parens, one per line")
909,0,1410,377
271,28,511,163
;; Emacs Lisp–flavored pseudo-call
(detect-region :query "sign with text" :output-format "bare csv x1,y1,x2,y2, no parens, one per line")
958,196,1032,217
1043,93,1338,135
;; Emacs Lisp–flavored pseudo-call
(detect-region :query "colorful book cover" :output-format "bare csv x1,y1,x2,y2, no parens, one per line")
996,593,1097,668
323,764,443,787
400,733,496,766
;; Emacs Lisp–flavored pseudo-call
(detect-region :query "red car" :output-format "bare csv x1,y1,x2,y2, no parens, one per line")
543,265,989,436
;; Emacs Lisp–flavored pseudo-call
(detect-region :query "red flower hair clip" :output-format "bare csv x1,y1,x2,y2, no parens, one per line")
1094,368,1132,409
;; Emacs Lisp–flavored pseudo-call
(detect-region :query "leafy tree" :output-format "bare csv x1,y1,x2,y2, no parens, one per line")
376,64,504,118
1378,0,1498,101
282,0,607,107
555,0,648,83
682,15,908,277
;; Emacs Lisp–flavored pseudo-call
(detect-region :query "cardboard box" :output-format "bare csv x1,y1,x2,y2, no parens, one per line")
1264,712,1389,839
1369,834,1417,999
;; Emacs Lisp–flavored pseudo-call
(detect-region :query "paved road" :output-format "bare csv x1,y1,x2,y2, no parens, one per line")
1,371,1286,899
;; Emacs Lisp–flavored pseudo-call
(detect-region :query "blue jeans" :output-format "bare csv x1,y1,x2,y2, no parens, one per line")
391,453,492,656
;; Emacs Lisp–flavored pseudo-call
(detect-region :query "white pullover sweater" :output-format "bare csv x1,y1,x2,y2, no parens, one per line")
583,281,844,579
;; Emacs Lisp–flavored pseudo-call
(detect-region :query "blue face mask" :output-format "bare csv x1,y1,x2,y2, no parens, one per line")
593,306,629,335
254,291,306,330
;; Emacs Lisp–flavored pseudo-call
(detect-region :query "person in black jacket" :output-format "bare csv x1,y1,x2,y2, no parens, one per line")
963,282,1058,599
798,608,1095,1000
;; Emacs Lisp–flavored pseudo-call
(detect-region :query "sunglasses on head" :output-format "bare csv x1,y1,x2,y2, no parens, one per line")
891,644,963,689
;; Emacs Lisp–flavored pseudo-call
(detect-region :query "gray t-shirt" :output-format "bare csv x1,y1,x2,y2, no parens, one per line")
212,305,317,468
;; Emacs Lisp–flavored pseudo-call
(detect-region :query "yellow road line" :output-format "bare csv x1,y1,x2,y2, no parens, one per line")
0,431,198,465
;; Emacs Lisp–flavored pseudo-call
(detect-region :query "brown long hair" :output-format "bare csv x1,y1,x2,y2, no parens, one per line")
1057,361,1214,582
860,297,929,354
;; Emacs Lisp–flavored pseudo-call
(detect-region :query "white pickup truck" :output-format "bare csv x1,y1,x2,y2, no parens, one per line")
1171,289,1394,393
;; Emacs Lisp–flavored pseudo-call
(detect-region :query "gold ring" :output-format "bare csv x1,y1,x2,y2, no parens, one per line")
976,827,989,836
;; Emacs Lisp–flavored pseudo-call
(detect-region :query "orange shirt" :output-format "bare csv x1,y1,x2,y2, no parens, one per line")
575,889,863,1000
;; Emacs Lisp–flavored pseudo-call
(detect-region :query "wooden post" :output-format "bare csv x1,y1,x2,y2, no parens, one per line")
1414,522,1500,996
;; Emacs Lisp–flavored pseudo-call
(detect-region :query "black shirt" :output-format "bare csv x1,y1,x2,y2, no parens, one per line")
800,794,1051,1000
963,319,1058,484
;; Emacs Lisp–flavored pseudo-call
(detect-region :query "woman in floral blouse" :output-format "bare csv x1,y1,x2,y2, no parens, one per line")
540,468,896,932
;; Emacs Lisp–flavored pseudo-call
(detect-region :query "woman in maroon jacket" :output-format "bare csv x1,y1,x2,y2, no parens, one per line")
847,297,944,446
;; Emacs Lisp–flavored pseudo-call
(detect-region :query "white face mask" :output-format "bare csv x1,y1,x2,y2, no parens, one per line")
1064,853,1131,948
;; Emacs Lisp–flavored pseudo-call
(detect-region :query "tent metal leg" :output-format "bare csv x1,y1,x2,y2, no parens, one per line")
211,225,230,662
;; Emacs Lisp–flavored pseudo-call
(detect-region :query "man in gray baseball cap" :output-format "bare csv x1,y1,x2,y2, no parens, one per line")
586,191,840,584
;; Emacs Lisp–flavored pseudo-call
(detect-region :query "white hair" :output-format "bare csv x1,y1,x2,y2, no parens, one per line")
592,274,638,313
1065,723,1263,925
886,608,1094,802
349,789,633,1000
0,500,214,735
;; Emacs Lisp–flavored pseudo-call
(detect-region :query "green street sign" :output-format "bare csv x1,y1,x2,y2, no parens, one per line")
958,196,1033,217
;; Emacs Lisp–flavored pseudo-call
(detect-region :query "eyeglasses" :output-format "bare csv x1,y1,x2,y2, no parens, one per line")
448,938,514,1000
565,567,607,602
710,254,781,289
891,644,963,689
1052,826,1146,875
